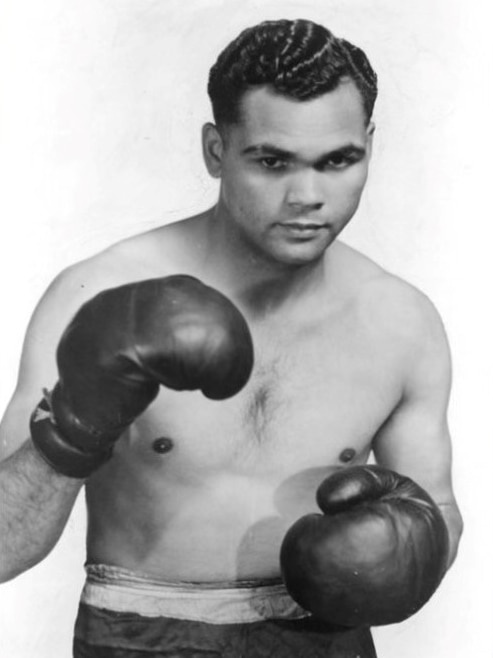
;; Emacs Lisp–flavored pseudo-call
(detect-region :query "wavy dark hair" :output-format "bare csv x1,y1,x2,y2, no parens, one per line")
208,19,378,127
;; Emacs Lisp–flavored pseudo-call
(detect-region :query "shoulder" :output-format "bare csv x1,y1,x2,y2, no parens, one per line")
14,220,190,389
332,241,451,370
362,272,447,355
1,217,201,459
334,242,446,333
41,215,200,309
22,213,206,357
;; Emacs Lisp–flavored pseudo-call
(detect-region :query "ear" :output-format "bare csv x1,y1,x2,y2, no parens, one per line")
366,121,375,159
202,123,225,178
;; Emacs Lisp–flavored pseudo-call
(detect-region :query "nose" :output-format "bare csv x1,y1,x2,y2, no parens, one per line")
285,169,324,211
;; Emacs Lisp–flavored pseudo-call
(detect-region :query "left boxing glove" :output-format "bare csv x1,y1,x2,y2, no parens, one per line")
280,465,449,627
30,275,254,478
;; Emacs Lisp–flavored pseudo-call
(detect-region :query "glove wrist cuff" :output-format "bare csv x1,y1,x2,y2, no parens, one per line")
30,395,112,479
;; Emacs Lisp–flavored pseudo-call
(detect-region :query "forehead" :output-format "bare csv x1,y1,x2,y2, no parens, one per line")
231,81,368,152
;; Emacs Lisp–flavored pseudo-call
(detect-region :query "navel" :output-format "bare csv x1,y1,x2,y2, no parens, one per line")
152,437,174,454
339,448,356,464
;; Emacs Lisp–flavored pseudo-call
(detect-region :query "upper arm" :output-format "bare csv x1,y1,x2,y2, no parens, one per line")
0,233,178,462
0,263,107,462
372,292,455,508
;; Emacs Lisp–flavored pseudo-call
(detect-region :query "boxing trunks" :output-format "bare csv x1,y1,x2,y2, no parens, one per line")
73,564,377,657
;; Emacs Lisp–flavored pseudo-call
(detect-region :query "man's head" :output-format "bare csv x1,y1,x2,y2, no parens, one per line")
203,19,378,269
208,19,377,130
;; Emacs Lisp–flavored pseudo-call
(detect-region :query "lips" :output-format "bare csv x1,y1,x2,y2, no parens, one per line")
276,222,330,242
281,222,327,230
278,221,330,236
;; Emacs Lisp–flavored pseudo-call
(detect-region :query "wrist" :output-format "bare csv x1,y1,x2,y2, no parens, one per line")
30,393,112,479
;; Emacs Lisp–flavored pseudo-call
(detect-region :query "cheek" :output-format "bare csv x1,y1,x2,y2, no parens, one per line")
223,170,282,213
331,166,369,208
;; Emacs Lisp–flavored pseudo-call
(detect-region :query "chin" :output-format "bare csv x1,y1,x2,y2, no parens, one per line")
268,241,331,268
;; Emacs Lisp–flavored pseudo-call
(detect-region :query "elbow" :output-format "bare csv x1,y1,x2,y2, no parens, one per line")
450,513,465,567
0,551,47,584
442,504,464,570
0,561,26,584
0,566,24,584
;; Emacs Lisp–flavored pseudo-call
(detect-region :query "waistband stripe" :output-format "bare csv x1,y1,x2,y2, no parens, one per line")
81,564,310,625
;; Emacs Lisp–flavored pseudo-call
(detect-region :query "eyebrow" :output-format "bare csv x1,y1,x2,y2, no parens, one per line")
242,142,367,165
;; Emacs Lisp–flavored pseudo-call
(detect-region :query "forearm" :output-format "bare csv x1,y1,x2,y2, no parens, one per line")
439,501,464,569
0,438,83,582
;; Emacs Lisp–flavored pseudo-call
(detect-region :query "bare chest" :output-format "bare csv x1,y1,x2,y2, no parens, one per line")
120,313,403,480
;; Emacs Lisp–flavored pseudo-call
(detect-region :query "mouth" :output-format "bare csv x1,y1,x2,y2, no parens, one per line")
278,222,330,238
282,222,327,229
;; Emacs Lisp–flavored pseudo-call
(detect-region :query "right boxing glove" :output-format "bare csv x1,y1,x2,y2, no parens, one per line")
280,465,449,627
30,275,254,478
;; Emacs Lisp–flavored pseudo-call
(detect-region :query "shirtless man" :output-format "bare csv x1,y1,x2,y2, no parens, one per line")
0,18,462,658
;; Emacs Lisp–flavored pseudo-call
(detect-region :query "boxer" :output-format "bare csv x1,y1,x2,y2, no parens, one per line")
0,19,462,657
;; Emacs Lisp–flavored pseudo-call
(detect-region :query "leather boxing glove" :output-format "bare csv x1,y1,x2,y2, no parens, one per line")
280,465,449,627
30,275,254,478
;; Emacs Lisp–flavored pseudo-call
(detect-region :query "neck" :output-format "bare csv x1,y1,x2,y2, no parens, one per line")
198,206,327,315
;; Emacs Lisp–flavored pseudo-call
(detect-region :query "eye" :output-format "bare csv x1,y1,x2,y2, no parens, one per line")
325,152,351,169
321,151,362,171
260,157,287,170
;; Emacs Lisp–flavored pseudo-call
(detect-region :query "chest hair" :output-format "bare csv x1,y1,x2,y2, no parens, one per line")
242,356,286,445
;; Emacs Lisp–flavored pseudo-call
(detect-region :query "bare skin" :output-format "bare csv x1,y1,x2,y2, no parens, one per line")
0,81,462,584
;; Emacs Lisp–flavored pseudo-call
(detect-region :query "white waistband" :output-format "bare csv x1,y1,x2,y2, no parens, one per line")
81,564,310,625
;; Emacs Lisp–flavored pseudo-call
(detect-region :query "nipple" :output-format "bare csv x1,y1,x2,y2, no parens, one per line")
339,448,356,464
152,437,174,454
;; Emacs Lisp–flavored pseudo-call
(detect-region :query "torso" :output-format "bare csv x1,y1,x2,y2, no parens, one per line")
74,216,412,582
